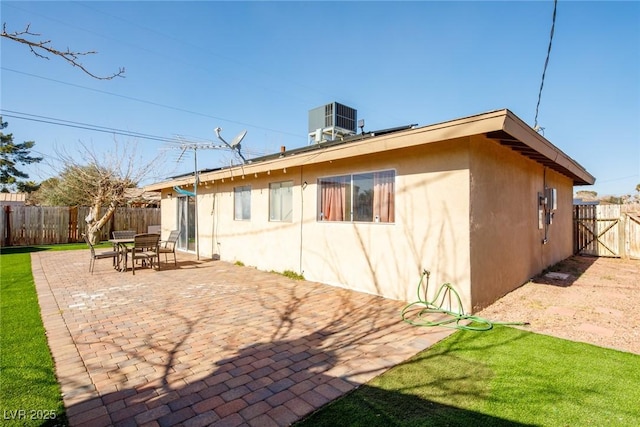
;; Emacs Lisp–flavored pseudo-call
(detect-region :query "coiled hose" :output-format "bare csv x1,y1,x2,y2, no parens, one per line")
401,270,529,331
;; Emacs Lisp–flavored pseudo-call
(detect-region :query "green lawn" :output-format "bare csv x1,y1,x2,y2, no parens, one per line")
296,325,640,426
2,245,640,426
0,244,90,427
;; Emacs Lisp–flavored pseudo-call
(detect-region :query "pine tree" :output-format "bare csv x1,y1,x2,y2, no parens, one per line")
0,117,43,192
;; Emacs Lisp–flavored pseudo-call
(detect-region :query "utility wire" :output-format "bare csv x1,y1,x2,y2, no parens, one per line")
2,67,307,140
0,109,183,144
534,0,558,130
0,109,269,157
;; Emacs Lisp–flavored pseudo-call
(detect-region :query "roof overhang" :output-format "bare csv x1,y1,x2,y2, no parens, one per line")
145,109,594,191
487,110,595,186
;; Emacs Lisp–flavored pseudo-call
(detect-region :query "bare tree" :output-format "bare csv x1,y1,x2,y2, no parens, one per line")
1,23,125,80
51,140,164,244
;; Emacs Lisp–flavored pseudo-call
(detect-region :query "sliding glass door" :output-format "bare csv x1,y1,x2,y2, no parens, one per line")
177,196,195,252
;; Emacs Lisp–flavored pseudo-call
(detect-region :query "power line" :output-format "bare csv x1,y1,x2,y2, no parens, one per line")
1,67,308,140
0,109,269,157
0,109,184,144
3,2,407,140
534,0,558,130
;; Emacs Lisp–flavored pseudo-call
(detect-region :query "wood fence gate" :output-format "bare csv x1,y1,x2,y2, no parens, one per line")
574,204,640,259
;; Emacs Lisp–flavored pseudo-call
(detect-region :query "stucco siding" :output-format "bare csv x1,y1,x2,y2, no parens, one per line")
210,178,302,271
160,190,176,239
469,135,575,310
299,140,472,306
159,140,473,309
149,109,593,315
539,168,574,265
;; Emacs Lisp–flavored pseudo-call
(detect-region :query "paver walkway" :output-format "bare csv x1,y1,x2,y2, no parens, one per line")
32,250,454,426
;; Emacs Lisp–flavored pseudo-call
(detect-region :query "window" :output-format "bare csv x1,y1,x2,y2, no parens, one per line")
234,185,251,220
318,170,395,223
269,181,293,222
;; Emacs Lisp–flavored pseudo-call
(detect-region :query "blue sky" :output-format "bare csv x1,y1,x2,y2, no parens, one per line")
1,1,639,196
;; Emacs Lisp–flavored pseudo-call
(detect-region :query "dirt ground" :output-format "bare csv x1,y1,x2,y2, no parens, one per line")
476,255,640,355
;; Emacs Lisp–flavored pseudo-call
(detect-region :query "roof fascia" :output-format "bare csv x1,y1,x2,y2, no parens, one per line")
146,109,595,191
501,110,595,185
145,110,509,192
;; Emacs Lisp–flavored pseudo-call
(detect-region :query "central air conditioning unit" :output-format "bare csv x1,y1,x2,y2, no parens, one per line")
308,102,357,144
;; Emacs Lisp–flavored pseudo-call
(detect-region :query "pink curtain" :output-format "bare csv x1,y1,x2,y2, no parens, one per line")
373,172,395,222
321,181,346,221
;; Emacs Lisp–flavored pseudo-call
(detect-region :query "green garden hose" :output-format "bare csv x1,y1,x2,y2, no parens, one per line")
401,270,529,331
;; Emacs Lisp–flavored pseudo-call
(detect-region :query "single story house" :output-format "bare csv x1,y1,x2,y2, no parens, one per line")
145,109,595,313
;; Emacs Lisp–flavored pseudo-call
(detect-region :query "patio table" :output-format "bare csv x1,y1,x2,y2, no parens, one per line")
108,238,134,271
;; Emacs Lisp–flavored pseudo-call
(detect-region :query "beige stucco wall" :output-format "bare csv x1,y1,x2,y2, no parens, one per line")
211,176,302,272
298,139,472,307
159,191,175,239
157,133,577,314
159,138,474,310
468,135,575,310
160,177,303,270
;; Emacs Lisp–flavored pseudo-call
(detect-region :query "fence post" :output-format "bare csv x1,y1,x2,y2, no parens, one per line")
620,213,627,259
0,206,159,246
3,205,11,247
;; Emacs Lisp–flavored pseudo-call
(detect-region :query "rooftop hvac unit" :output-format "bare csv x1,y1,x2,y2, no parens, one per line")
308,102,357,144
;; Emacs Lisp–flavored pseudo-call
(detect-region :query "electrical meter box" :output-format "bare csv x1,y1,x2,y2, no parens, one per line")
545,187,557,211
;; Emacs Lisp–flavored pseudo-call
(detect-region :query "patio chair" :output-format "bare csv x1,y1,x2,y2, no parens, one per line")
83,233,119,274
158,230,180,266
110,230,137,269
112,230,137,239
127,233,161,275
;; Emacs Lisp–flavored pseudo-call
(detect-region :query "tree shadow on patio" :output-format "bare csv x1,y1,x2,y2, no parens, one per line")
62,326,534,427
49,255,533,426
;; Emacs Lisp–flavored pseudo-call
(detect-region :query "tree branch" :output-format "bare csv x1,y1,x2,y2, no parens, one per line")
2,23,125,80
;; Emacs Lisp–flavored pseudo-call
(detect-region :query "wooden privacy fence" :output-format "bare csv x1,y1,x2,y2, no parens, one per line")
1,206,160,247
574,204,640,259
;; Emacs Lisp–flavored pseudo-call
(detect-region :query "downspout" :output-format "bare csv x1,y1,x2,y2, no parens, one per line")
299,166,305,275
540,167,548,270
211,180,222,260
543,167,549,244
194,148,199,260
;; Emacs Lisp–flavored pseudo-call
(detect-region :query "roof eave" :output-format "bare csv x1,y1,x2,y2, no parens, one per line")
497,110,595,186
145,109,509,192
144,109,595,191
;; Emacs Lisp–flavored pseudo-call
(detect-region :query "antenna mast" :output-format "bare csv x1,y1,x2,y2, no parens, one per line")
170,130,248,260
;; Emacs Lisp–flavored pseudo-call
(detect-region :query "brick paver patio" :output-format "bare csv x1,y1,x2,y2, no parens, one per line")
32,249,454,426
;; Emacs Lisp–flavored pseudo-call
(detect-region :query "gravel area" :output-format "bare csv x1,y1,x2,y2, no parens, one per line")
476,255,640,355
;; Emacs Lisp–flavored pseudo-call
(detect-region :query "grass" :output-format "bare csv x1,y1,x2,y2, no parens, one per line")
2,245,639,426
296,325,640,426
0,244,91,426
270,269,305,280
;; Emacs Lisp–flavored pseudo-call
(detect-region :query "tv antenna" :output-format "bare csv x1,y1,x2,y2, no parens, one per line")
168,131,247,260
171,138,220,260
215,127,248,164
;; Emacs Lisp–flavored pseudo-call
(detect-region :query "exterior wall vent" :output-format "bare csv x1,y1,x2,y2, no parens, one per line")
308,102,357,144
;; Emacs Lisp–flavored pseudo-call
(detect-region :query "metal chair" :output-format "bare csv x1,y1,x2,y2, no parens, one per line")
112,230,136,239
127,233,161,275
83,233,118,274
158,230,180,266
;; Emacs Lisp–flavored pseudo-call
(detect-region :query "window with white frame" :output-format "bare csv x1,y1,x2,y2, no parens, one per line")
318,170,395,223
234,185,251,220
269,181,293,222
